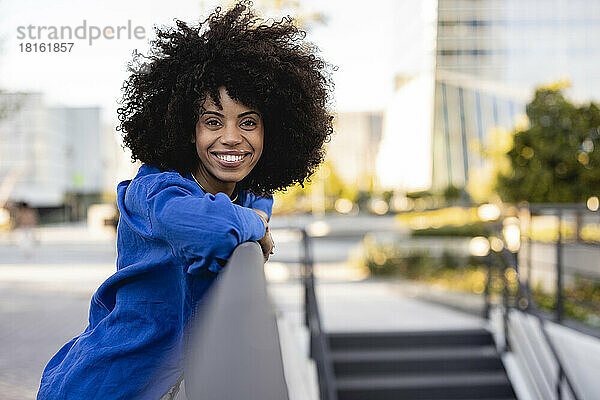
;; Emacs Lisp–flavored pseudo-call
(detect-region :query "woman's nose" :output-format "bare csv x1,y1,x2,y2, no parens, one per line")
220,125,243,145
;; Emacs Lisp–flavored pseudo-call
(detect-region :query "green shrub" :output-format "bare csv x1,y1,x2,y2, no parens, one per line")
411,223,487,237
531,277,600,327
360,238,484,284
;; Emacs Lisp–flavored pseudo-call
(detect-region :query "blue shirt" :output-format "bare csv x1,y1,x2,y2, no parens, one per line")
37,164,273,399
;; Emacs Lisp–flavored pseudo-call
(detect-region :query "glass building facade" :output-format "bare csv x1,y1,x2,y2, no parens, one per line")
432,0,600,190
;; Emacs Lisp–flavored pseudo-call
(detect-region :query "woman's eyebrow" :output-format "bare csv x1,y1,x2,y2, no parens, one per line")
201,110,260,118
238,111,260,118
201,110,225,117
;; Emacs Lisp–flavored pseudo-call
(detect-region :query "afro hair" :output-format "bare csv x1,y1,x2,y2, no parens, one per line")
117,1,335,195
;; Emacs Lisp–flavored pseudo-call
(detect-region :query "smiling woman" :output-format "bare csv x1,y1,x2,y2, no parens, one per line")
36,1,334,399
117,2,334,196
193,87,264,198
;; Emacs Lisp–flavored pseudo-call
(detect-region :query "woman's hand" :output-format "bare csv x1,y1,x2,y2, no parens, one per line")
253,209,274,262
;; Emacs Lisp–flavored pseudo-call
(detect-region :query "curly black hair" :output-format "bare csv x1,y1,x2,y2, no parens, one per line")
117,1,334,195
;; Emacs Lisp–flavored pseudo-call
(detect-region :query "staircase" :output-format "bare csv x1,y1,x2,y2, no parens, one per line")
328,328,517,400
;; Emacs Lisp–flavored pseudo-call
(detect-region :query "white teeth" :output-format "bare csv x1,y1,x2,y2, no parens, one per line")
216,154,244,162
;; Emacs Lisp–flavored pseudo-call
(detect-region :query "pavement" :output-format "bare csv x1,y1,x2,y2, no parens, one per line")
0,221,487,399
269,280,486,333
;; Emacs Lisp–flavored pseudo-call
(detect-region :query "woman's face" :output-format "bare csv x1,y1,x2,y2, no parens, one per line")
194,87,264,191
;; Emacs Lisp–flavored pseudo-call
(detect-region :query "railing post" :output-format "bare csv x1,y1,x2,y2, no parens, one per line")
526,208,533,291
555,210,564,323
302,228,313,329
483,254,492,320
557,366,564,400
501,250,510,353
554,209,571,400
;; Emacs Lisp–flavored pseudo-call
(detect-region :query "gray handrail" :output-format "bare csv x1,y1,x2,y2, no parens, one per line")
184,242,289,400
301,228,338,400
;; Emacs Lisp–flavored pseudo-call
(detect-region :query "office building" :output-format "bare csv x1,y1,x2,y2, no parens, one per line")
0,93,107,219
432,0,600,190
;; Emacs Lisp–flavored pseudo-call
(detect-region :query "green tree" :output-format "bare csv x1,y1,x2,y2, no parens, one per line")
497,88,600,203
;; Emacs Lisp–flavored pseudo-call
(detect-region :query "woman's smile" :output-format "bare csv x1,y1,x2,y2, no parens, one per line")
211,151,252,168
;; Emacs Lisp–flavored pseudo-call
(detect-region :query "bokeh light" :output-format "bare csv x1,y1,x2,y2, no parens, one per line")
587,196,599,212
477,204,501,222
469,236,490,257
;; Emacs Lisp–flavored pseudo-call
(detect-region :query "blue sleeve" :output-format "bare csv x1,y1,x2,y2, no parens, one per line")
144,177,266,274
36,259,216,400
244,194,274,220
37,292,186,400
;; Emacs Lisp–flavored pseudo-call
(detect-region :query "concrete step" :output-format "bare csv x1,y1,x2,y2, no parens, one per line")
329,328,494,351
335,371,515,400
332,346,504,376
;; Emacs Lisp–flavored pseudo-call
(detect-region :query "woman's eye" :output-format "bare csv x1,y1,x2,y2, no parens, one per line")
240,120,257,128
206,119,221,127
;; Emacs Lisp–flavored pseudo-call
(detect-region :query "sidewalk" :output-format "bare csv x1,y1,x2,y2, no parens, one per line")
268,278,487,333
0,222,115,245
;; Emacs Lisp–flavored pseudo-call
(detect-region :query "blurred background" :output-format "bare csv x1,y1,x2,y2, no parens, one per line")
0,0,599,399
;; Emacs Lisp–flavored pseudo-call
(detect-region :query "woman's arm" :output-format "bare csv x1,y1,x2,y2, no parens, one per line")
138,176,267,273
247,195,273,220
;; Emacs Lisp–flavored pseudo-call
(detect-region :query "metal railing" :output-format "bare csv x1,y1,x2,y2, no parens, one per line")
524,204,600,333
493,247,583,400
481,203,600,400
301,228,338,400
184,242,289,400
